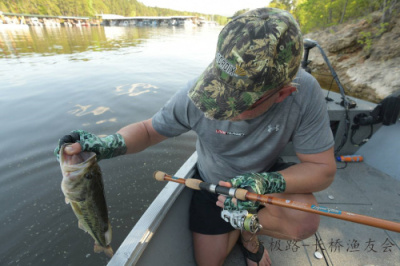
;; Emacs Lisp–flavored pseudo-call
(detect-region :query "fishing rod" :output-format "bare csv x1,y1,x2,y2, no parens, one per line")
154,171,400,234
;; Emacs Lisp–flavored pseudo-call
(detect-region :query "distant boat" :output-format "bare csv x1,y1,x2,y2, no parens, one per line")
0,14,29,28
0,23,29,29
198,20,218,27
178,18,196,27
120,20,129,27
169,19,177,26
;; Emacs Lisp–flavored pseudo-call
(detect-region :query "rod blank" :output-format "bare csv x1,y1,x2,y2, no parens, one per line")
153,171,400,233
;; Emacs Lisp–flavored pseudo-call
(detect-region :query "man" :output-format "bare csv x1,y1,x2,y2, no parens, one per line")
55,8,336,266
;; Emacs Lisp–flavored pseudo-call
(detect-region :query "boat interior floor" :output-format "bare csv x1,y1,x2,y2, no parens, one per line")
224,155,400,266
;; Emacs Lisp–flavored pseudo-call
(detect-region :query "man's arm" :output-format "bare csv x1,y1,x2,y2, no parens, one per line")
62,118,167,156
117,118,168,154
279,146,336,194
216,146,336,210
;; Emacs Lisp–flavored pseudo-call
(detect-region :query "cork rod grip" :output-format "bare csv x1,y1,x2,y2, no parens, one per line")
185,179,202,190
234,188,248,201
153,171,167,181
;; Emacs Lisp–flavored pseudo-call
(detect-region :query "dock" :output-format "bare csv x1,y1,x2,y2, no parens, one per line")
0,11,93,27
0,11,217,28
98,14,216,27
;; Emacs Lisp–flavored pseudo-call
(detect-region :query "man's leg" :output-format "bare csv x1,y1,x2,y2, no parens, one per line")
239,192,319,266
257,192,320,240
191,195,318,266
192,230,239,266
190,167,241,266
256,159,320,240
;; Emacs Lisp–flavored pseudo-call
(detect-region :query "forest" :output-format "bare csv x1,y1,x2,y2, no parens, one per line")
268,0,399,33
231,0,398,33
0,0,398,32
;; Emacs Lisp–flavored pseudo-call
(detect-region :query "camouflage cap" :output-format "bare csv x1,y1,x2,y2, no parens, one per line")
188,8,303,120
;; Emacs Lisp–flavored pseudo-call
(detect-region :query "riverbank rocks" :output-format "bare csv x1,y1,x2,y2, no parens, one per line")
304,9,400,102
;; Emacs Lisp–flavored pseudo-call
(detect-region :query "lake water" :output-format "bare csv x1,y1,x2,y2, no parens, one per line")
0,25,222,265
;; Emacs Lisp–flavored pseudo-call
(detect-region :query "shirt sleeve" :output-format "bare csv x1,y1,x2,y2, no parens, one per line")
292,74,335,154
152,80,198,137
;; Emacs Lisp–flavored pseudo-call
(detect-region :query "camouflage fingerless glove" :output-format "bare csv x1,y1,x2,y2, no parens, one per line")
231,172,286,195
223,172,286,212
54,129,127,161
76,130,127,160
223,195,260,212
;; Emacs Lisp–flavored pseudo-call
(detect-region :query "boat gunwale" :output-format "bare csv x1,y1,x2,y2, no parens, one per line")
107,152,198,266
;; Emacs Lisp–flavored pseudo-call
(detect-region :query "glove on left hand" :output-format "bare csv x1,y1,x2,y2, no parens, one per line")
54,130,127,161
223,172,286,212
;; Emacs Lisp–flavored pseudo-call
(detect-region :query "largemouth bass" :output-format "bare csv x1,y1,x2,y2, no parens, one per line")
59,144,113,257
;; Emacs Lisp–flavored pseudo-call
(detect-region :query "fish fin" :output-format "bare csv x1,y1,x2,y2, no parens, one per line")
104,246,114,258
65,197,70,204
105,222,112,245
78,220,87,232
94,244,114,258
70,201,83,215
94,243,102,253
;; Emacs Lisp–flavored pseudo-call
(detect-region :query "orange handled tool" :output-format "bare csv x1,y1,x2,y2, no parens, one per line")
336,155,364,162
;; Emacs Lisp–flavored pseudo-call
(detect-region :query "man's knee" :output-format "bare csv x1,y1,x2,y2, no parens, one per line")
193,231,238,266
258,193,321,240
195,253,227,266
294,213,320,240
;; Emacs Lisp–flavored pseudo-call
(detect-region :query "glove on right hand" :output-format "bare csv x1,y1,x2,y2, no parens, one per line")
223,172,286,212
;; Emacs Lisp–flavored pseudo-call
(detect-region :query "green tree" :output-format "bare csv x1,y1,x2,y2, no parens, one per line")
269,0,298,12
232,8,250,18
294,0,399,33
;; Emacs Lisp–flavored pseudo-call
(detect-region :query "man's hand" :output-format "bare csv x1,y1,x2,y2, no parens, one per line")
230,172,286,195
216,180,260,212
216,172,286,212
54,130,127,161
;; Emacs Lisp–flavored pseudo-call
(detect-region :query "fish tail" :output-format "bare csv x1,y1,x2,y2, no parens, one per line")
94,243,114,258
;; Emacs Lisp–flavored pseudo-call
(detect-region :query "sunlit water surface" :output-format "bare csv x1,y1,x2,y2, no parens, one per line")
0,25,222,265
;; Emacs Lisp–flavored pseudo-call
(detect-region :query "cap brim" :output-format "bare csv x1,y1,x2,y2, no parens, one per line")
188,62,264,120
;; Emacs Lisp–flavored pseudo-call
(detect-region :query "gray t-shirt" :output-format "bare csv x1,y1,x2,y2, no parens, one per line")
152,69,334,184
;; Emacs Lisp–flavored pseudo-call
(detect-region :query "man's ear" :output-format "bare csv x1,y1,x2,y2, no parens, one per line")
275,86,297,103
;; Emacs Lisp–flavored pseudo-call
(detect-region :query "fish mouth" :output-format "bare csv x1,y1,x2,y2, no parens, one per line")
60,144,96,169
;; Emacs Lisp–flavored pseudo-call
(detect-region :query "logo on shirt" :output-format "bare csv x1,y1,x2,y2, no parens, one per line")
216,129,245,136
268,125,280,132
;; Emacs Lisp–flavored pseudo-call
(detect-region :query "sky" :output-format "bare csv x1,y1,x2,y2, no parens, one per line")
138,0,272,17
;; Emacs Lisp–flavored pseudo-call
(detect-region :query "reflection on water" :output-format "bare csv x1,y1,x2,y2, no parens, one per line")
115,83,158,97
96,118,117,125
0,25,220,266
0,26,151,58
68,105,111,116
